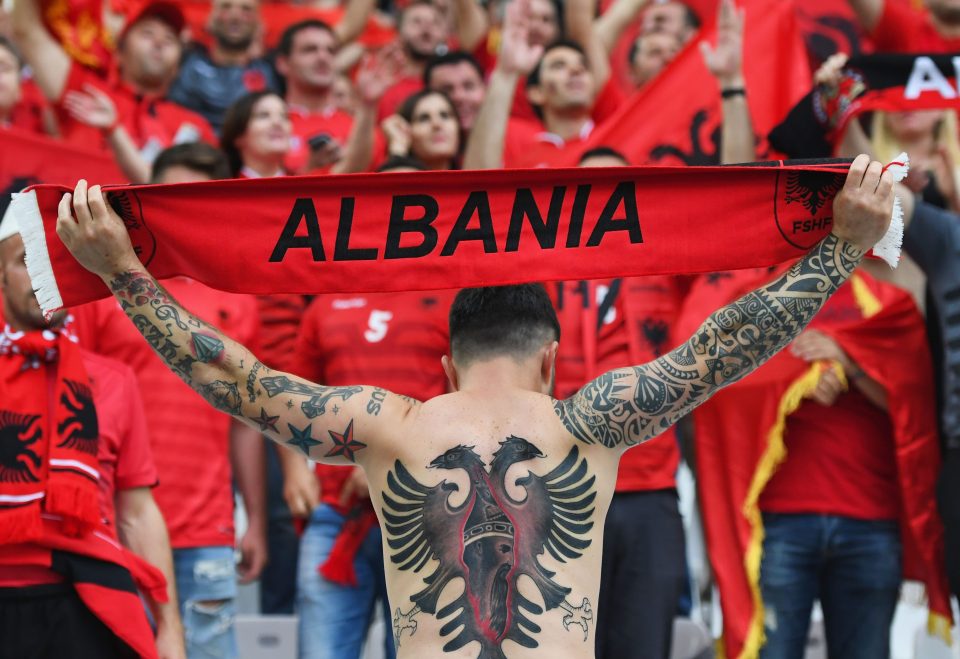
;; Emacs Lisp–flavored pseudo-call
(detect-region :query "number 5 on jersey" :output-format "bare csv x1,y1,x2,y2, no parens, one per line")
364,310,394,343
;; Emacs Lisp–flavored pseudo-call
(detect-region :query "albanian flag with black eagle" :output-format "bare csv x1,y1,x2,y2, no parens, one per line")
676,267,952,659
547,0,810,167
769,53,960,158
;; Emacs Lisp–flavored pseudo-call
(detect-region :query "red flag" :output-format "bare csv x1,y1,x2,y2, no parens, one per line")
173,0,396,51
556,0,810,166
0,127,125,218
679,269,951,658
41,0,114,72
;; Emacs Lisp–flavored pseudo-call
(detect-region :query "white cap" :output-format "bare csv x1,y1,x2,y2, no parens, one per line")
0,202,20,243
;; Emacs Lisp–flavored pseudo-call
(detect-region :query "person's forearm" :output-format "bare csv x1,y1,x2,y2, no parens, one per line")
335,0,374,46
594,0,648,55
453,0,489,53
277,439,310,477
565,0,610,89
667,234,863,392
331,101,376,174
557,234,865,448
11,0,70,100
463,67,517,170
230,421,267,532
117,494,182,637
106,126,152,184
719,87,755,164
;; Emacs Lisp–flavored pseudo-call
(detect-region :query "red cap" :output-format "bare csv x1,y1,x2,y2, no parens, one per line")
120,1,186,41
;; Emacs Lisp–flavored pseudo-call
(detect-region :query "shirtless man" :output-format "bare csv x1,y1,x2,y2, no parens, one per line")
54,154,893,659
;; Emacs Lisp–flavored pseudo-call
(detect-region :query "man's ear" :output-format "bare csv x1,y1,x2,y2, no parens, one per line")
540,340,558,395
275,55,289,77
442,354,459,392
525,84,545,108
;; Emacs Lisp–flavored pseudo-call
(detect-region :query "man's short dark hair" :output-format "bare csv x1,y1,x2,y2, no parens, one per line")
449,285,560,364
376,156,428,172
578,146,629,166
682,4,702,30
525,39,589,89
423,51,484,87
0,36,23,68
151,142,232,182
277,19,337,57
399,0,439,25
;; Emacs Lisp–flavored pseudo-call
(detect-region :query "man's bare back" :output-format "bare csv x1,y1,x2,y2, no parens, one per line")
54,154,895,658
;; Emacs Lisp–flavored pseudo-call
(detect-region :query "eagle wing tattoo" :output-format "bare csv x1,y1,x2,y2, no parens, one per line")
382,438,595,659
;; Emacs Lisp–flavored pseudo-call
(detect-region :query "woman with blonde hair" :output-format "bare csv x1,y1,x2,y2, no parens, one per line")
870,109,960,212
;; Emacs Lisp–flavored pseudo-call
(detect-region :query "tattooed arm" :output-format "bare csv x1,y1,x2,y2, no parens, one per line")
55,181,413,466
555,155,895,448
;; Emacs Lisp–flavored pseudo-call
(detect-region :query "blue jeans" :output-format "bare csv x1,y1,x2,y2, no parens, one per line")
759,513,901,659
297,504,396,659
173,546,239,659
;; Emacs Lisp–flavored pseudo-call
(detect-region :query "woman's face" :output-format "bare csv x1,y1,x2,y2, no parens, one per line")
885,110,944,141
408,94,460,166
238,94,292,160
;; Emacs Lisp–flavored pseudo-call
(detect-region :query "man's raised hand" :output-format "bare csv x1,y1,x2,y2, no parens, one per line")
831,154,894,251
498,0,544,77
56,180,140,279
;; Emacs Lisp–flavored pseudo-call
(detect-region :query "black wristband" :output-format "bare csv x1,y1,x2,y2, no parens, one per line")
721,87,746,99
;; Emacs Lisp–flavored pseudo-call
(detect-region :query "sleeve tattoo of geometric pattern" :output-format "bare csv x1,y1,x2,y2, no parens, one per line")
554,234,864,448
384,437,595,657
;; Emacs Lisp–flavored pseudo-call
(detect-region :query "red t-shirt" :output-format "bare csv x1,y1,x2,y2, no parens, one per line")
759,287,900,521
255,294,308,371
552,278,682,492
286,106,354,174
57,60,216,157
72,279,260,548
871,0,960,53
504,119,595,169
293,291,453,511
80,349,158,534
5,79,48,134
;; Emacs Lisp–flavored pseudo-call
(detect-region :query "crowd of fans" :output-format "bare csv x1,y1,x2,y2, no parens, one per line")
1,0,960,657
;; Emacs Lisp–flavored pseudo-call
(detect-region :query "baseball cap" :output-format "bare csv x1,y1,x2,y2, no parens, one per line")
119,0,186,41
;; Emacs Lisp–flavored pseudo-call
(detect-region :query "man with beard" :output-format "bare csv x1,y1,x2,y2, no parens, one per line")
377,0,449,120
11,0,215,157
168,0,280,132
846,0,960,52
0,215,182,659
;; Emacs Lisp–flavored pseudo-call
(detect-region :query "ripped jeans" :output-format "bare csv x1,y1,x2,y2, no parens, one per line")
173,546,239,659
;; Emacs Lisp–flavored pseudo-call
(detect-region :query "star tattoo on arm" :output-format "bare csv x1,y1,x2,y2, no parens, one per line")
286,423,322,456
325,420,367,462
102,268,405,467
251,408,279,433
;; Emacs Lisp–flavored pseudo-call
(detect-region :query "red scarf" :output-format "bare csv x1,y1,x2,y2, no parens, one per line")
770,54,960,158
677,270,951,658
15,161,859,315
0,323,101,542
